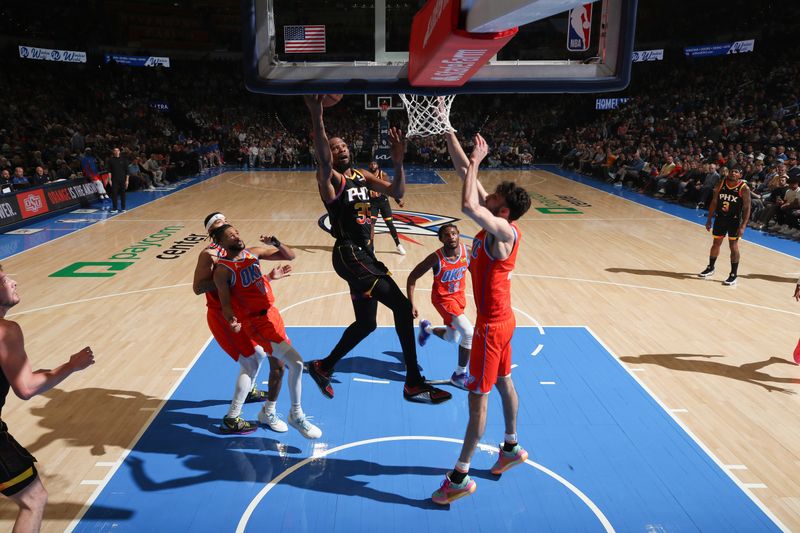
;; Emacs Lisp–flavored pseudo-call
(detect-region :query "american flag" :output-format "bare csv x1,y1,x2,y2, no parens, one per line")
283,25,326,54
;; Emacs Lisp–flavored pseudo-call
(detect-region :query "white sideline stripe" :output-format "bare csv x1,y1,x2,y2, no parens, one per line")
94,462,118,467
630,368,645,372
531,344,544,356
80,480,103,486
353,377,390,384
511,364,518,369
171,367,186,371
540,381,556,385
139,407,157,411
726,464,748,471
584,326,789,532
744,483,768,489
65,336,214,533
670,408,689,413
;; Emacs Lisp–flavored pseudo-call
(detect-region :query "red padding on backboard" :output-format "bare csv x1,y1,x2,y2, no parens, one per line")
408,0,518,88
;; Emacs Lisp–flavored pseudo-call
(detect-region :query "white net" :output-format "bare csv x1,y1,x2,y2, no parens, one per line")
398,94,456,138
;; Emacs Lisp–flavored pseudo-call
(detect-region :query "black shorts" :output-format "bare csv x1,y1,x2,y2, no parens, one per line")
712,217,741,239
0,421,37,496
332,241,390,298
370,196,392,220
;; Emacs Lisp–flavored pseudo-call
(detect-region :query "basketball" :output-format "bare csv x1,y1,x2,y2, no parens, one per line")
322,94,343,107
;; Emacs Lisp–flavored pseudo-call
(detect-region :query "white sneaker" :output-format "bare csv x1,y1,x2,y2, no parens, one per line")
289,412,322,439
397,244,407,255
258,410,288,432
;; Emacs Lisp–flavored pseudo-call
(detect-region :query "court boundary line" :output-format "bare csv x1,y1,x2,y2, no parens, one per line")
64,336,215,533
585,325,789,532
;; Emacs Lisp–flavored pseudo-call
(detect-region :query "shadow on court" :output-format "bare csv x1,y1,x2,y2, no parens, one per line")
738,273,798,283
620,354,800,394
606,267,700,280
333,350,416,382
289,244,333,254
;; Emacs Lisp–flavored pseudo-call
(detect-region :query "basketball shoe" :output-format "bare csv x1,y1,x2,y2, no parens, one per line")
432,472,477,505
491,443,528,475
698,266,715,278
722,274,737,286
258,410,288,432
245,387,268,403
289,412,322,439
306,360,334,398
403,380,451,404
221,416,258,435
793,338,800,364
449,371,470,391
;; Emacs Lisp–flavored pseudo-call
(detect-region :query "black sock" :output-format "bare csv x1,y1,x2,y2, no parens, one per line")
449,470,467,484
503,441,517,452
730,262,739,276
708,256,717,268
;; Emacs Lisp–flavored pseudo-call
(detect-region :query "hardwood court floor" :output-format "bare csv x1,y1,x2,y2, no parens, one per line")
0,168,797,531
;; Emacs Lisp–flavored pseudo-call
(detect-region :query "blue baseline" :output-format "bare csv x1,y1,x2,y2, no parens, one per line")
74,327,778,532
538,164,800,259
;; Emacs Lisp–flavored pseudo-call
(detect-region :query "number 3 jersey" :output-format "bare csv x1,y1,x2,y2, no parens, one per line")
714,179,747,219
431,243,469,312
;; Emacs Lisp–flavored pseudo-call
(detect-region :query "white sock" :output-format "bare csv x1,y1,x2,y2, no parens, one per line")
505,433,518,445
456,366,467,375
424,322,433,334
227,356,256,418
264,400,277,414
290,405,303,419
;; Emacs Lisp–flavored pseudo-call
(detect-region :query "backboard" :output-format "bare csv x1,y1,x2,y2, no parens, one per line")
242,0,637,95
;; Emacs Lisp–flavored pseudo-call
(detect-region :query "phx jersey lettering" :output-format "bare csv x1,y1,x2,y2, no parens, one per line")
204,243,257,361
431,243,469,325
713,179,747,238
467,224,521,394
326,170,373,247
327,170,390,296
216,250,288,354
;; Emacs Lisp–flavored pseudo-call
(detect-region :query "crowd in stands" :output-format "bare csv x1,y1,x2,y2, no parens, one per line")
555,54,800,240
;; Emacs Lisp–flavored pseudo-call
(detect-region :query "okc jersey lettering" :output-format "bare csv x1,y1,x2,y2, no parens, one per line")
432,243,468,306
440,266,467,284
216,250,275,316
239,262,267,295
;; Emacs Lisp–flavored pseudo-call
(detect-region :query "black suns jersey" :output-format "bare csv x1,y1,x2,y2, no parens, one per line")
325,169,373,246
715,179,747,219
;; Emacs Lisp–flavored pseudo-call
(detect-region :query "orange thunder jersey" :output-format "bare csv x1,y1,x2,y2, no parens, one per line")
431,243,469,309
468,223,520,321
215,250,275,317
205,243,226,310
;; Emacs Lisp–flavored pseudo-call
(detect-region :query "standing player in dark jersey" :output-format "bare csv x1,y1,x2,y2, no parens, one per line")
698,167,751,286
0,266,95,531
432,132,531,505
367,161,406,255
303,95,451,404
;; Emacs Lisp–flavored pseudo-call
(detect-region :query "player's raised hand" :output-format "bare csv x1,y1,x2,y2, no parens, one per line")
470,134,489,165
303,94,325,112
388,127,406,163
70,346,95,371
269,264,293,280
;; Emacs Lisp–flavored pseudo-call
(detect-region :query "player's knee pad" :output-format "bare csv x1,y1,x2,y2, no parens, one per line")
452,315,474,349
270,341,304,371
238,353,261,379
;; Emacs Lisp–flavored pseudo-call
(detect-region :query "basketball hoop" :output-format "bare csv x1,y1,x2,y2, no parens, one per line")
398,94,456,138
379,102,390,119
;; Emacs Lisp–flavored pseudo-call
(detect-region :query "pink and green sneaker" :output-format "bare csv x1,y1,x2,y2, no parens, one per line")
432,472,477,505
490,444,528,475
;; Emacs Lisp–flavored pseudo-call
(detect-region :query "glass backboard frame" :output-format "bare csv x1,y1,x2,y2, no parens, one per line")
241,0,638,95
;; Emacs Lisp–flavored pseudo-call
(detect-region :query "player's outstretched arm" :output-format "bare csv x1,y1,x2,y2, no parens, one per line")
304,95,337,202
406,253,438,318
462,134,515,243
192,250,216,295
0,322,94,400
213,265,240,331
258,235,296,261
446,131,488,204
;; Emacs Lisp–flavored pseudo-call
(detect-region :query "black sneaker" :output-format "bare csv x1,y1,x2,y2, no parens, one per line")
221,416,258,435
403,380,452,404
722,274,737,286
306,360,334,399
245,388,268,403
698,266,715,278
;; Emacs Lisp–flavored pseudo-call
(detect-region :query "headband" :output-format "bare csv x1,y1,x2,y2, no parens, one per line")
204,213,226,233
